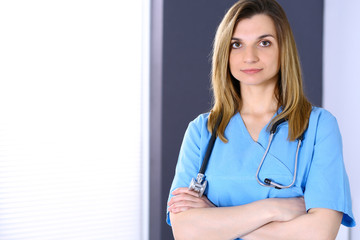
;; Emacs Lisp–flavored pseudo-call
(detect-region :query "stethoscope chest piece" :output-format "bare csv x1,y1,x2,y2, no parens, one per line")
189,173,207,197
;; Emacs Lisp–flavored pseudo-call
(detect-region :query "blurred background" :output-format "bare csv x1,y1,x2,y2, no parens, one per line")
0,0,358,239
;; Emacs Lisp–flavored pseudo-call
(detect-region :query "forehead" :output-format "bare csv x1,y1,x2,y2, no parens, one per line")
232,14,277,39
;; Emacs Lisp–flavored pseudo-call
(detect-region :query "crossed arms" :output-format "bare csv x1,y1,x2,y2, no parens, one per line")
169,188,342,240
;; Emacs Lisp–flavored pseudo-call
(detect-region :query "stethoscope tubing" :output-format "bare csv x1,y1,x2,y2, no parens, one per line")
189,115,305,196
255,132,302,189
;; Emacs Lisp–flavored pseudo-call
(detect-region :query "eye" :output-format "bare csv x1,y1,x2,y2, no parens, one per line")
259,40,271,47
231,42,242,49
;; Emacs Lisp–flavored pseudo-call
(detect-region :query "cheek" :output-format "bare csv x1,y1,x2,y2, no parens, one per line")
229,53,240,73
264,51,280,70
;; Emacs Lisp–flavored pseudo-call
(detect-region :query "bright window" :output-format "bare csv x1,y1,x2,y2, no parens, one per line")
0,1,148,239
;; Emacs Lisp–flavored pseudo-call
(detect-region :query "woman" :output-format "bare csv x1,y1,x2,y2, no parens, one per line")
166,0,356,239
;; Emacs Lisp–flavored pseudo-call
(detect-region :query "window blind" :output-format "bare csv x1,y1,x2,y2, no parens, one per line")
0,1,146,239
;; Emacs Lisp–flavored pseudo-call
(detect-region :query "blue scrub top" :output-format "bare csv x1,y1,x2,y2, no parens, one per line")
166,107,356,232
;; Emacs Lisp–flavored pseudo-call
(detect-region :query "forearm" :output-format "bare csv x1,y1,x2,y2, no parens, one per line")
242,208,343,240
170,198,276,240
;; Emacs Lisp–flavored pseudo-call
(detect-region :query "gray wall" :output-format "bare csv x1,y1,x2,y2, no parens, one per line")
150,1,324,239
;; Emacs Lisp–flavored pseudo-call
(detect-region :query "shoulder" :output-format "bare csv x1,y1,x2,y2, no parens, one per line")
308,106,341,144
189,112,210,129
309,106,339,129
183,112,211,143
309,106,337,121
187,112,210,133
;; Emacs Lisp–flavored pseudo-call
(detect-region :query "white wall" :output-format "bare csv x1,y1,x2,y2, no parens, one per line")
323,0,360,239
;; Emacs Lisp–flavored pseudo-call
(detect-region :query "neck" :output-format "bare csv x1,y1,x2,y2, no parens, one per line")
240,83,278,116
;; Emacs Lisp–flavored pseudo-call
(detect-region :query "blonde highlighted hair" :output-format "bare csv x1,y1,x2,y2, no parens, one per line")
208,0,312,142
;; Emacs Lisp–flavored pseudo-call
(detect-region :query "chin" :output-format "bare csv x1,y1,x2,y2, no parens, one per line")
237,75,278,86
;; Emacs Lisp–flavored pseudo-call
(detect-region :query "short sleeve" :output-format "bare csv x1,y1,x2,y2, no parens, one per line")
304,112,356,227
165,115,208,226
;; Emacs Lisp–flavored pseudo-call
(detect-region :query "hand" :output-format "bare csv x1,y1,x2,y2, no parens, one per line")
168,187,216,214
270,197,306,222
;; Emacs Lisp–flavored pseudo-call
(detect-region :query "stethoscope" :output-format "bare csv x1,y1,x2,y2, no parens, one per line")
188,115,305,197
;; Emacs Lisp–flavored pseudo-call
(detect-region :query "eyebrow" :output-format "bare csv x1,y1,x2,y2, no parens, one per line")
231,34,276,41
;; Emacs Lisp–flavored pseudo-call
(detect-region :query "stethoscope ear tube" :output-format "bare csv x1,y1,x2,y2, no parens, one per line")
189,113,222,197
199,114,222,174
270,118,286,134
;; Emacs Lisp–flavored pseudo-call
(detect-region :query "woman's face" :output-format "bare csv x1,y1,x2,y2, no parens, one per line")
229,14,280,88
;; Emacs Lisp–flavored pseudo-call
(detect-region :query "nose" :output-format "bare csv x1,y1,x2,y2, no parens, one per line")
243,46,259,63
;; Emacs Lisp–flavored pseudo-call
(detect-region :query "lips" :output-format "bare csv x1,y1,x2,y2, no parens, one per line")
241,68,263,74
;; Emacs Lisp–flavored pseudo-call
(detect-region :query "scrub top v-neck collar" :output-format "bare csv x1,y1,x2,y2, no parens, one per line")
236,109,280,149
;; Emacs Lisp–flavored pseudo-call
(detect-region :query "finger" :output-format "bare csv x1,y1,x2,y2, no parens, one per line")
172,187,199,196
168,193,203,206
170,199,207,206
169,193,216,209
172,187,199,197
171,187,188,194
168,199,205,212
169,195,213,210
170,206,191,214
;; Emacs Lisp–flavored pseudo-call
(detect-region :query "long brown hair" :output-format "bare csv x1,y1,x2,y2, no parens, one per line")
208,0,312,142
